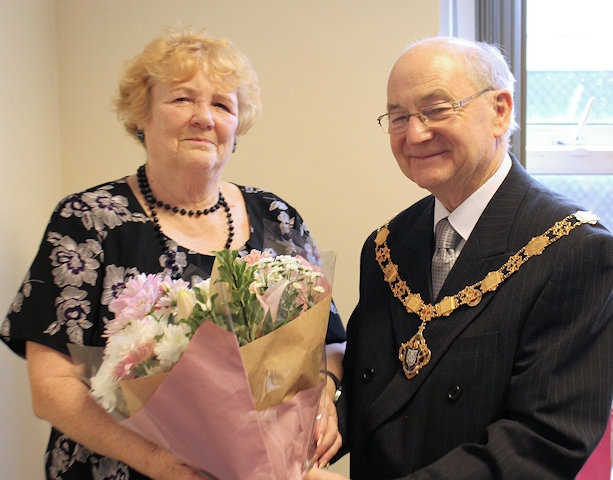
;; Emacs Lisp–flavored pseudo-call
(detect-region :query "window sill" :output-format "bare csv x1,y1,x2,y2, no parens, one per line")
526,146,613,174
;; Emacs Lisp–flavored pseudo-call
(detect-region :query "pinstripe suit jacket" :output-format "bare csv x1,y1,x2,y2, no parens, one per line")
337,157,613,479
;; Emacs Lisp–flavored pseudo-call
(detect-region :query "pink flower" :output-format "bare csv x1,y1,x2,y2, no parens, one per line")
156,277,192,317
241,249,271,266
105,274,164,336
112,341,155,380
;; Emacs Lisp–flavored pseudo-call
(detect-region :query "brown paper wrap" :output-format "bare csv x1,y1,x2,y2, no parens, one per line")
240,295,330,410
118,294,331,416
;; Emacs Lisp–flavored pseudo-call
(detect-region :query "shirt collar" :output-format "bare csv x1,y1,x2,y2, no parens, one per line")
434,153,512,243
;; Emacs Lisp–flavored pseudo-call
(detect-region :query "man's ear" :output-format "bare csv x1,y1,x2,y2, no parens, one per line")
492,89,513,138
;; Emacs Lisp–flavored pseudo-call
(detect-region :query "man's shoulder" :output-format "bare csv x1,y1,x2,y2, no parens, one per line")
363,194,435,246
389,195,435,229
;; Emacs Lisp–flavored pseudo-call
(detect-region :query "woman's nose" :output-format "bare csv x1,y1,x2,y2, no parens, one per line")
191,102,214,128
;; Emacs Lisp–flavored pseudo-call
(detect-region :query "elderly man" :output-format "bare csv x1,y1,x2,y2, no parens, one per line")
307,36,613,479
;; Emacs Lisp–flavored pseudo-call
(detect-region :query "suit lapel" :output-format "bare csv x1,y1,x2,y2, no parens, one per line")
364,158,532,437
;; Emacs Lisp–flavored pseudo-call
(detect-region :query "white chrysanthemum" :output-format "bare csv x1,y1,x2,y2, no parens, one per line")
155,322,192,370
91,317,170,408
90,359,121,411
104,317,163,358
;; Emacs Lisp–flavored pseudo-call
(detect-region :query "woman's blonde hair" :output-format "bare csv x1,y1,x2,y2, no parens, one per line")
114,28,262,141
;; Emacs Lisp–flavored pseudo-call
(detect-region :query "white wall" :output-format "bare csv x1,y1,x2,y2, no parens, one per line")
0,0,62,478
0,1,439,477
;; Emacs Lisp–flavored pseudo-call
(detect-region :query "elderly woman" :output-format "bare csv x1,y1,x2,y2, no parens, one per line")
0,29,345,479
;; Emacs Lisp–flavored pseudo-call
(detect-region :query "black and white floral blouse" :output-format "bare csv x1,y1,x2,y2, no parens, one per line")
1,176,345,480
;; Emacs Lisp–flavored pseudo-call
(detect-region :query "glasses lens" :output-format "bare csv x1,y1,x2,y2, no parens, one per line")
388,113,409,134
420,104,455,123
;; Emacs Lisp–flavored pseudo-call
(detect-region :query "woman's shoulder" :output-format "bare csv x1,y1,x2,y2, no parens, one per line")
235,184,300,216
236,184,292,202
232,184,312,250
59,176,132,201
55,176,129,204
51,176,147,233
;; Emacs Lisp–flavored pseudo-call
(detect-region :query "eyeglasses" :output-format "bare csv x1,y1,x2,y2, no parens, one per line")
377,87,494,134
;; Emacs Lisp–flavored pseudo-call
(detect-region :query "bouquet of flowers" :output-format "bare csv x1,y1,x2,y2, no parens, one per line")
76,249,333,479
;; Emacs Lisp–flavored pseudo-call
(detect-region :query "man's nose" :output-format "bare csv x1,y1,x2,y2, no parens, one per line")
403,115,432,144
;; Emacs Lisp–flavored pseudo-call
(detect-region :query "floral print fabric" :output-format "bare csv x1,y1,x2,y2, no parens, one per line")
1,176,344,480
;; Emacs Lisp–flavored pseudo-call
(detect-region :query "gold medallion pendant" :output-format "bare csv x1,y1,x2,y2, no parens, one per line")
374,211,598,380
398,324,430,379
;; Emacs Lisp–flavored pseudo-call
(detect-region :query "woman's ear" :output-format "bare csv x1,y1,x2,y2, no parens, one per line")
492,89,513,138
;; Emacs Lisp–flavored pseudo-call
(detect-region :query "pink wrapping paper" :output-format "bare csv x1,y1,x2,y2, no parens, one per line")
576,410,612,480
119,298,329,479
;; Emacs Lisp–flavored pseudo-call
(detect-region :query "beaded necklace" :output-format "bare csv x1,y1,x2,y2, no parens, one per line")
136,164,234,276
374,210,599,380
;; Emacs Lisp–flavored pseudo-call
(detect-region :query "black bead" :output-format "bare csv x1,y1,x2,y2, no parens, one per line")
136,163,235,270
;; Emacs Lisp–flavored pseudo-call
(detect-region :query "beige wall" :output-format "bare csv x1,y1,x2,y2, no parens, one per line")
0,1,62,478
0,1,439,477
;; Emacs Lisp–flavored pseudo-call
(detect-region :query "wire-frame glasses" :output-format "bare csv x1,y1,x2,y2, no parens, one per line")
377,87,494,134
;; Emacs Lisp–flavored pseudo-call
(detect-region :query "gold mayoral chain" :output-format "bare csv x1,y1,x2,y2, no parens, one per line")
374,211,600,380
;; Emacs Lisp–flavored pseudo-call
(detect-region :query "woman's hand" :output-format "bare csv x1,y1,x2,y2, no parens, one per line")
304,465,349,480
310,390,342,468
310,342,345,467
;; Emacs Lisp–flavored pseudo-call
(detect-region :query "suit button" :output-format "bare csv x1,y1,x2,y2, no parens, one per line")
447,385,463,401
361,368,374,382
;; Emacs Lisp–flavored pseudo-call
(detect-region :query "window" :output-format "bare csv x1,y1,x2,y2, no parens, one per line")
441,0,613,230
525,0,613,175
525,0,613,231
